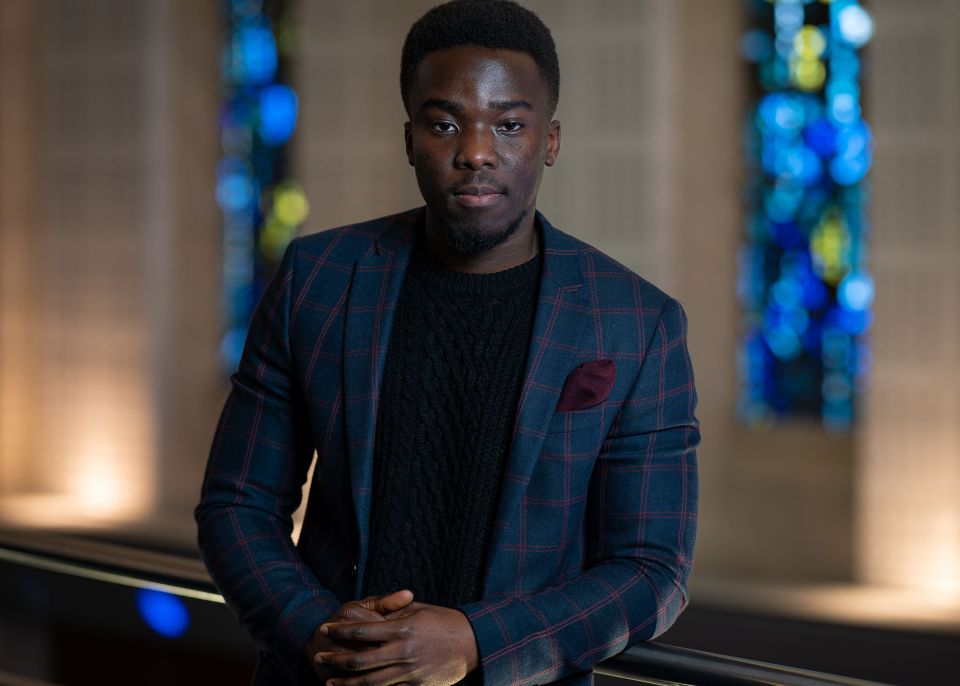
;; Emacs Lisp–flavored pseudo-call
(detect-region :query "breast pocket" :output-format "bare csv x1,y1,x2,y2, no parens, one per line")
541,405,606,467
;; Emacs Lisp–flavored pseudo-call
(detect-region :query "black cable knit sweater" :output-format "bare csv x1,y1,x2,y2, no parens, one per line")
363,240,541,611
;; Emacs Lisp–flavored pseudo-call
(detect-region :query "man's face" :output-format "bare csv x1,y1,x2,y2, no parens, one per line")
404,46,560,255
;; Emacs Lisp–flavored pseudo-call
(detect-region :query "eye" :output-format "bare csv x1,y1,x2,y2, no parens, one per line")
430,121,457,134
498,121,524,133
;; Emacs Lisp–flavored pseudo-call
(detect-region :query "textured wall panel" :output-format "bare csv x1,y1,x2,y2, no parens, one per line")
858,0,960,590
0,0,222,538
31,0,156,519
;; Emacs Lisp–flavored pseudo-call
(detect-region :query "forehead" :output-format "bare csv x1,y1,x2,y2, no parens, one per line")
409,46,549,107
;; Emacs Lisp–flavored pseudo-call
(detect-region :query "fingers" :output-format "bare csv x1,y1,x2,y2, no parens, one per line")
336,604,387,624
383,605,420,621
321,618,407,644
314,644,408,673
358,590,414,615
325,664,413,686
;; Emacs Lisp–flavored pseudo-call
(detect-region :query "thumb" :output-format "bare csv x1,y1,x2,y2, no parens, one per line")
362,589,414,614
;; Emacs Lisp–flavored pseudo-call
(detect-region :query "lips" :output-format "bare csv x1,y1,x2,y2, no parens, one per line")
452,184,505,208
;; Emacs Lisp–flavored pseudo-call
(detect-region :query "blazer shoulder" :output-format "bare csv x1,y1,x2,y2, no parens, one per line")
547,222,677,317
294,207,423,267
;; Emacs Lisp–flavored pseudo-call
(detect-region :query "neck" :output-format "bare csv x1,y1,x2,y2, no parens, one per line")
422,209,540,274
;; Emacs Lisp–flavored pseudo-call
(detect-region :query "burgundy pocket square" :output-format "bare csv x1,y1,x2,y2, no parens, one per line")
556,359,616,411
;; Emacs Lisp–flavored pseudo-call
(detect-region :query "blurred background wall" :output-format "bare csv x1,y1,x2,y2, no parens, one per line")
0,0,223,543
0,0,958,625
857,0,960,591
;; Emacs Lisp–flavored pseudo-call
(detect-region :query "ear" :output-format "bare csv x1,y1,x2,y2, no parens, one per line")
544,119,561,167
404,121,414,166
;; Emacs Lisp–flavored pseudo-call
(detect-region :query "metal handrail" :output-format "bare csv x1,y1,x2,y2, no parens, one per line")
600,642,889,686
0,529,891,686
0,528,220,602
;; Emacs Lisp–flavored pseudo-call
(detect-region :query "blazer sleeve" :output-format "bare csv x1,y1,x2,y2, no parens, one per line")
458,297,700,686
195,238,340,683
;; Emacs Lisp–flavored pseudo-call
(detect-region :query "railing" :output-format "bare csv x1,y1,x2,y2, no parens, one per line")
597,643,885,686
0,530,890,686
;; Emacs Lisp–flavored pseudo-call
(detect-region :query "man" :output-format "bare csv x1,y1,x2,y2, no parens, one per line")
195,1,700,685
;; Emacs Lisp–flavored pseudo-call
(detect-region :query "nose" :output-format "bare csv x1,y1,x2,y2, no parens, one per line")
454,125,497,170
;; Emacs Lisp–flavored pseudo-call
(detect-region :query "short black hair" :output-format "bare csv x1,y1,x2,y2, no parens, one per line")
401,0,560,114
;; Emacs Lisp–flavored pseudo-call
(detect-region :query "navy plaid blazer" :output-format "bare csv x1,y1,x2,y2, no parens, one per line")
195,207,700,686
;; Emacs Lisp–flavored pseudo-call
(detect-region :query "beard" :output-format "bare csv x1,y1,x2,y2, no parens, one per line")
431,207,528,256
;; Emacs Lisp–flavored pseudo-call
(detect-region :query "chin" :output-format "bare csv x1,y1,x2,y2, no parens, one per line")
434,211,526,256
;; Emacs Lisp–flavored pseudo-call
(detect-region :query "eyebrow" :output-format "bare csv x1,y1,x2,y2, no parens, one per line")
420,98,535,114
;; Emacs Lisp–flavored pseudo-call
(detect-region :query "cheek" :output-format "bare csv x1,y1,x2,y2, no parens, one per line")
508,152,547,195
503,137,546,173
412,150,449,196
412,145,437,167
413,142,450,168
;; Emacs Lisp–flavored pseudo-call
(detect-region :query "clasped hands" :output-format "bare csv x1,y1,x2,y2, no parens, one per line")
304,589,480,686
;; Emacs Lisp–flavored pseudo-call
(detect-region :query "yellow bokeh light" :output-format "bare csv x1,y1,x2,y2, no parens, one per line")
794,26,827,59
791,57,827,92
273,184,309,226
810,211,851,285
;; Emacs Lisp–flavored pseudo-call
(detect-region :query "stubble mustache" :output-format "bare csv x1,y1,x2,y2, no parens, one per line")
448,176,507,195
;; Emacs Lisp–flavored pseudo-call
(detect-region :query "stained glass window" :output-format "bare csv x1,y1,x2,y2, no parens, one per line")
739,0,874,430
217,0,307,372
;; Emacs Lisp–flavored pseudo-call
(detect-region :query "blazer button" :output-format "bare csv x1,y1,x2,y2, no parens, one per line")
350,562,358,577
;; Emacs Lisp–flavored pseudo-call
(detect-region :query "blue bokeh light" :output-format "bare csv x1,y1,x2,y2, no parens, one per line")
828,90,861,125
775,3,805,35
259,84,299,146
228,25,278,84
759,93,806,134
771,277,804,309
804,117,837,159
835,120,872,159
830,150,871,185
765,325,803,362
770,221,805,249
838,272,874,311
835,4,874,48
834,307,872,335
216,170,258,213
764,182,804,222
136,589,190,639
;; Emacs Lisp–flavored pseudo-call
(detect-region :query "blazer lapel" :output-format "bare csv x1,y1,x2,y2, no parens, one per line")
487,212,590,558
342,209,420,592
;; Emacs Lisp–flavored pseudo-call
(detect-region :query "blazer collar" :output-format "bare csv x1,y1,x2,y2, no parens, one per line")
370,206,424,257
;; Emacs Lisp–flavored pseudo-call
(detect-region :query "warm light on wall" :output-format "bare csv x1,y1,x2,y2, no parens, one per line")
0,375,155,529
926,510,960,593
694,577,960,630
72,435,153,521
849,0,960,600
857,422,960,594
